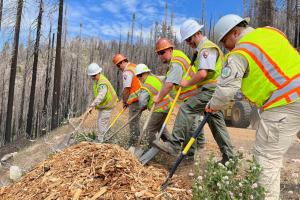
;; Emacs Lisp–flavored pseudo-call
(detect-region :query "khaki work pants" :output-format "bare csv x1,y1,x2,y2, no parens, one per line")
170,88,234,157
97,109,112,141
128,101,142,146
253,100,300,200
145,112,168,145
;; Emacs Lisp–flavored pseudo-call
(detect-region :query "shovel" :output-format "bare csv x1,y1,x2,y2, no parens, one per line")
139,52,198,165
161,113,210,190
103,110,142,142
67,108,92,145
128,105,155,157
102,107,126,140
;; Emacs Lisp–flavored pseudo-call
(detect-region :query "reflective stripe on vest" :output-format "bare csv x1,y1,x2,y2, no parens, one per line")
231,27,300,110
236,42,288,87
142,75,171,112
124,63,141,104
263,74,300,109
93,74,118,110
170,50,198,102
195,39,224,88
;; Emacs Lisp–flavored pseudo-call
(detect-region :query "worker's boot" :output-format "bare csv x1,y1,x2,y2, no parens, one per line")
152,140,179,156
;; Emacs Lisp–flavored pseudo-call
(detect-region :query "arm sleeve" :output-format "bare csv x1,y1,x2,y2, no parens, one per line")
165,63,183,85
123,71,134,88
138,89,150,109
209,54,249,110
90,84,108,107
198,48,218,71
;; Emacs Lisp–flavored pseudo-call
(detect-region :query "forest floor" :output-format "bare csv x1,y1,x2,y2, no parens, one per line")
0,103,299,199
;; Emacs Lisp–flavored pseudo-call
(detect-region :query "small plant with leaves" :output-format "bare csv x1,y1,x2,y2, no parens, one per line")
74,132,97,143
192,152,265,200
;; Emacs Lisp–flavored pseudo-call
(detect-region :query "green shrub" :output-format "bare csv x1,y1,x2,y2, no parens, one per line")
74,132,97,143
192,153,265,200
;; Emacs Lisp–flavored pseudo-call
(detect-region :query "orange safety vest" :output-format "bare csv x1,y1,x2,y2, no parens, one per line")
124,63,141,104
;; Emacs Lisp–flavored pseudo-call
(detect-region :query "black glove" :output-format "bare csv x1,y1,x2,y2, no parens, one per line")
123,102,129,108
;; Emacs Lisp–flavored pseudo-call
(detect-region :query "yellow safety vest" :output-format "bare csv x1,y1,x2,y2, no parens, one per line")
229,26,300,110
194,39,224,89
93,74,118,110
168,49,198,102
142,75,171,112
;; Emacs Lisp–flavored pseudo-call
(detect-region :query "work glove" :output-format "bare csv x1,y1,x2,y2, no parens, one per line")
123,102,129,108
140,106,147,112
88,105,94,114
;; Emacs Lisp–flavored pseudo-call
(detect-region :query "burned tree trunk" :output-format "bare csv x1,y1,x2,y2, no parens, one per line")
0,0,3,30
26,0,43,137
5,0,24,144
51,0,64,130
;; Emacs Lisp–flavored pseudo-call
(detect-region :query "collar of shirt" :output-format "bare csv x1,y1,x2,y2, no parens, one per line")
196,36,208,52
236,26,255,43
124,62,131,71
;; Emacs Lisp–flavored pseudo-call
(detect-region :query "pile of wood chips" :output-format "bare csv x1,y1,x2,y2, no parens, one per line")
0,142,192,199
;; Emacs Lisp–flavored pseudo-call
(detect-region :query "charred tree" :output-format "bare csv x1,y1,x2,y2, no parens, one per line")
0,0,3,30
51,0,64,130
256,0,274,26
5,0,24,144
19,27,32,132
26,0,43,137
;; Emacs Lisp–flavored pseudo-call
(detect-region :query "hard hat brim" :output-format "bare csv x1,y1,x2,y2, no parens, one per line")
181,24,204,42
87,68,102,76
217,17,250,43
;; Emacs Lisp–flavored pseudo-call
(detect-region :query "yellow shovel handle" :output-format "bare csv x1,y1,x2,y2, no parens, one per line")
158,51,197,134
162,54,195,126
109,107,126,129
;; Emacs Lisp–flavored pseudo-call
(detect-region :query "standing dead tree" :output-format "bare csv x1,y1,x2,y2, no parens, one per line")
26,0,43,137
0,0,3,30
5,0,24,144
51,0,63,130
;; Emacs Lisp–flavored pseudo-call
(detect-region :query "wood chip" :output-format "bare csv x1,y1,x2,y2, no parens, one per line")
72,188,82,200
90,186,107,200
0,143,191,199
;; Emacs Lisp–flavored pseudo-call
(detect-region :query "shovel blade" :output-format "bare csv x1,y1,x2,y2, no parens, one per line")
128,146,135,154
134,148,144,158
128,146,144,158
139,147,160,165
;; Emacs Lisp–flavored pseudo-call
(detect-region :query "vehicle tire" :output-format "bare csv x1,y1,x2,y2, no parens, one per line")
231,101,252,128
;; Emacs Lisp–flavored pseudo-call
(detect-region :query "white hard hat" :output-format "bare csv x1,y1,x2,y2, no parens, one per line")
214,14,250,43
87,63,102,76
135,64,151,76
180,19,204,42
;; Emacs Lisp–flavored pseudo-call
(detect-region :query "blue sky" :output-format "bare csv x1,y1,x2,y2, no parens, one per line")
67,0,244,41
0,0,244,47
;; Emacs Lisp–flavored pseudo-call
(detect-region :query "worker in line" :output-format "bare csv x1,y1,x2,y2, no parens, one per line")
113,54,142,147
87,63,118,142
205,14,300,199
154,20,234,164
135,63,172,146
152,38,205,160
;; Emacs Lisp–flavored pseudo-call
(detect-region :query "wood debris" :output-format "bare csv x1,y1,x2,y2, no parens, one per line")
0,142,191,199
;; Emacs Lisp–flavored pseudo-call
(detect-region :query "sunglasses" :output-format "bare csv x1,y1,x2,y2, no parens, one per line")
157,50,166,56
185,35,193,42
136,74,143,78
91,74,97,78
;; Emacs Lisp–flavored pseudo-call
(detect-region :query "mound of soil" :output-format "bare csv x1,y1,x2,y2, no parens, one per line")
0,142,191,199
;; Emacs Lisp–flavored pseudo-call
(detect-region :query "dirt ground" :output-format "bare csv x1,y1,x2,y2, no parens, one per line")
0,103,299,199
